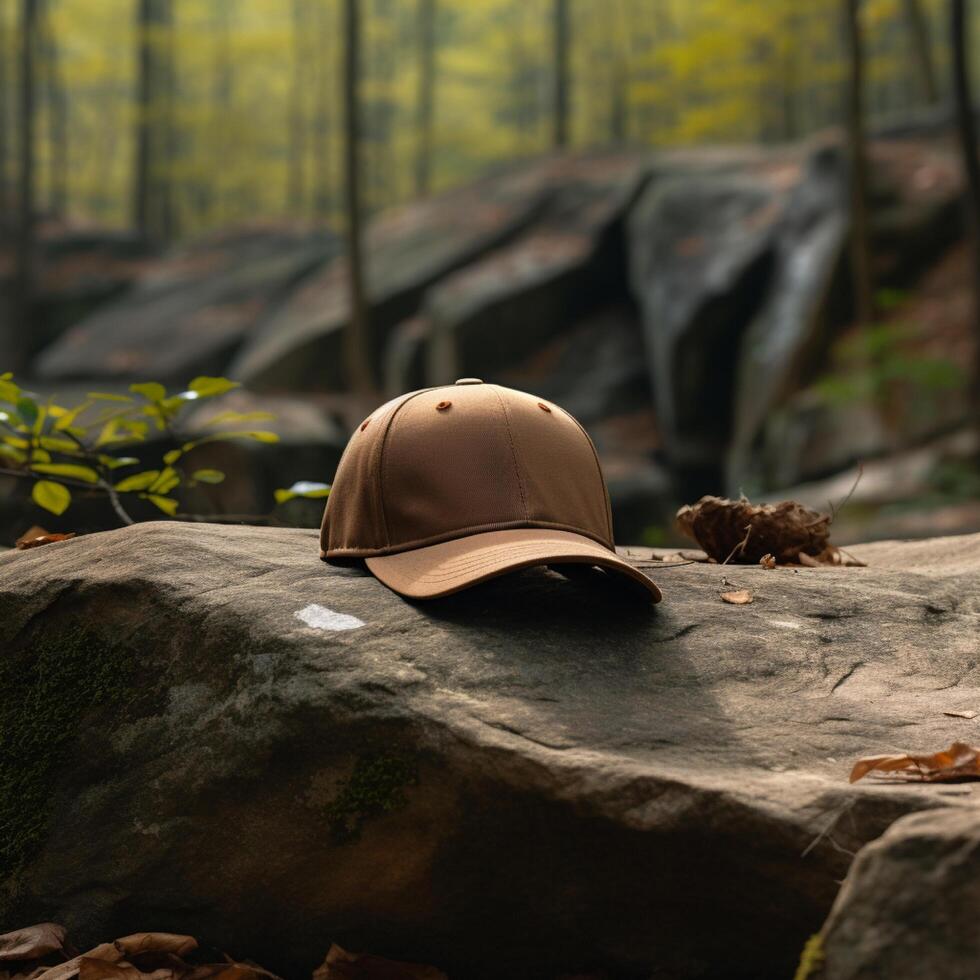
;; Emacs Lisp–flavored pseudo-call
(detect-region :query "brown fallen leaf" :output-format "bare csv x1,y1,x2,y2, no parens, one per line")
720,589,753,605
677,495,831,564
943,710,978,720
313,945,447,980
33,944,121,980
850,741,980,783
15,531,76,550
111,938,196,961
759,553,776,570
0,925,67,962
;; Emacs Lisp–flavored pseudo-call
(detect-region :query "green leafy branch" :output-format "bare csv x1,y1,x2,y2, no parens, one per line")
0,373,330,524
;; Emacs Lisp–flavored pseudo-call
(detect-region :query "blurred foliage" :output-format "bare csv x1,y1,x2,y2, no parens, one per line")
0,373,329,522
814,299,966,419
0,0,959,236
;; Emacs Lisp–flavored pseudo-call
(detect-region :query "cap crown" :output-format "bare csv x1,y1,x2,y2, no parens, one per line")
321,381,614,558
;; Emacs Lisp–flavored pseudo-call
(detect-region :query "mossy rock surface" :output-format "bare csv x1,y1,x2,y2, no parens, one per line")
1,522,978,980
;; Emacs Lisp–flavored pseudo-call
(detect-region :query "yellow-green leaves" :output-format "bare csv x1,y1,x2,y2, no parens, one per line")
32,481,72,515
130,381,167,402
188,376,240,398
114,470,162,492
191,469,225,484
144,494,179,516
274,481,331,504
30,463,100,484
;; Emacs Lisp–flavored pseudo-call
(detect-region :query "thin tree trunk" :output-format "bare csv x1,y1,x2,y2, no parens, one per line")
342,0,375,400
11,0,38,373
134,0,174,243
950,0,980,423
414,0,435,198
0,11,10,227
843,0,874,327
552,0,569,148
312,0,332,220
43,0,68,216
287,0,307,215
902,0,939,106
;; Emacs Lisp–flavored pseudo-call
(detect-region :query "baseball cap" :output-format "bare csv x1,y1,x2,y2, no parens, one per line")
320,379,662,603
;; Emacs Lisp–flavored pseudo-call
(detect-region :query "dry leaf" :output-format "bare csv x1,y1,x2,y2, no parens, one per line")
676,495,831,564
33,945,121,980
0,925,67,962
112,937,196,961
313,945,447,980
15,532,76,550
943,710,978,720
720,589,753,605
850,741,980,783
759,553,776,569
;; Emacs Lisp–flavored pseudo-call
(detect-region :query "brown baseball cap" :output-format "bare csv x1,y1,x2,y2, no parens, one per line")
320,379,662,602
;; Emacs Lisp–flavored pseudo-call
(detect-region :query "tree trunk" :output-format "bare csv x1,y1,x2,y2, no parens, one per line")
10,0,38,373
414,0,436,198
134,0,174,243
342,0,375,401
950,0,980,424
843,0,874,327
312,0,333,220
43,0,68,216
902,0,939,106
0,11,10,228
552,0,569,148
287,0,307,216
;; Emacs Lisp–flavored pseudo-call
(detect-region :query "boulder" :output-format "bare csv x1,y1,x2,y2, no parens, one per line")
227,162,563,391
34,226,339,384
816,806,980,980
2,524,979,979
422,155,647,385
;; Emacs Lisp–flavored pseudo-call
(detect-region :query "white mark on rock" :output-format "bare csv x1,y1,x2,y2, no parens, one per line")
295,603,365,631
770,619,803,630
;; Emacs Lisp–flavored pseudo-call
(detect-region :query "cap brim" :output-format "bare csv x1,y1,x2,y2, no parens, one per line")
365,528,662,602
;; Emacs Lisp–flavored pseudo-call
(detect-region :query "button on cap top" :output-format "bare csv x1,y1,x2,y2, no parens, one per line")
454,378,483,385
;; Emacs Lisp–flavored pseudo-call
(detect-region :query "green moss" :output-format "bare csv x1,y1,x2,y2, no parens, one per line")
0,626,138,902
325,752,418,843
793,933,826,980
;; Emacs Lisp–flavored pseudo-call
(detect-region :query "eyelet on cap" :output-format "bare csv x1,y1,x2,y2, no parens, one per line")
537,402,552,413
436,400,452,411
360,418,370,431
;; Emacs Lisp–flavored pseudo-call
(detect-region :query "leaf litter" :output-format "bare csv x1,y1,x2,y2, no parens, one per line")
850,741,980,783
0,931,448,980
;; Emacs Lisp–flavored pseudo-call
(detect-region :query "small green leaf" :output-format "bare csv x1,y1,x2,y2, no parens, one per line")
274,481,331,504
3,434,30,450
0,443,27,464
31,463,100,484
0,372,12,381
99,455,140,469
130,382,167,401
38,435,82,454
30,448,51,463
143,494,178,516
15,397,39,426
53,401,94,431
0,379,20,404
188,376,240,398
162,448,183,465
32,480,71,515
191,468,225,484
148,467,180,494
87,391,133,402
114,470,161,492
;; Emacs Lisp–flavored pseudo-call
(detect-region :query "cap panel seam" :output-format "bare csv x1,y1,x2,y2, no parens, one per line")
490,385,530,521
377,386,438,549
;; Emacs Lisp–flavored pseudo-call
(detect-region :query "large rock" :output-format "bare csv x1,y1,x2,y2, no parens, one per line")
2,525,979,979
227,163,562,391
34,226,338,384
816,807,980,980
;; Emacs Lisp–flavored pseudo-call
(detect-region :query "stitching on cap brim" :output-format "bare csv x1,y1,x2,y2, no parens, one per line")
364,529,662,602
